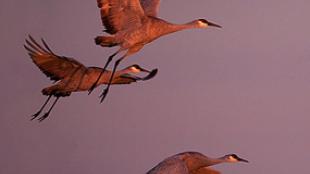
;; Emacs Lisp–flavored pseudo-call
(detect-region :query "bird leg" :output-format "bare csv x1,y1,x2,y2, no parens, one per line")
88,50,120,95
31,95,52,121
99,46,143,102
99,56,125,103
38,97,60,122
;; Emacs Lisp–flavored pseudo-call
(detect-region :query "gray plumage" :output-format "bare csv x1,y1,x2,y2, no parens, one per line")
24,35,157,121
90,0,222,102
147,152,248,174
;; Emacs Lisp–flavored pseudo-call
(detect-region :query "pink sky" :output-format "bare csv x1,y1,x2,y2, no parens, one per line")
1,0,310,174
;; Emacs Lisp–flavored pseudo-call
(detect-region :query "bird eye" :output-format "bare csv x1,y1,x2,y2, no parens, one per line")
231,154,237,158
198,19,207,24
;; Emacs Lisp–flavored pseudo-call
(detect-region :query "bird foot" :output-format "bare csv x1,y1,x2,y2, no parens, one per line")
88,83,97,95
38,113,49,122
99,89,109,103
30,111,41,121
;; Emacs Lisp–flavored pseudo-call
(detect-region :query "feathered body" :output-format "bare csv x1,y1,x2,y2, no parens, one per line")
24,35,157,121
96,12,210,51
147,151,248,174
91,0,221,101
96,0,221,50
24,36,155,97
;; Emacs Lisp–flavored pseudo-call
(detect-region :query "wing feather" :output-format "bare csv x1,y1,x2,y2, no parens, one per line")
97,0,145,34
25,36,86,82
140,0,161,17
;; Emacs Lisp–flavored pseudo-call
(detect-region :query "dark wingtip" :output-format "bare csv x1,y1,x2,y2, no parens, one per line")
41,38,55,55
28,34,36,43
141,69,158,81
207,21,222,28
24,44,34,54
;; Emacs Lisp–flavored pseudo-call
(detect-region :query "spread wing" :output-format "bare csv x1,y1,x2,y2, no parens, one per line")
147,158,188,174
192,167,221,174
97,0,145,34
24,35,86,82
140,0,161,17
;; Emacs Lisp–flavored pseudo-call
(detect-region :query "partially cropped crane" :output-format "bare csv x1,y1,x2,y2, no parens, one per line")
24,35,157,122
147,151,248,174
89,0,222,102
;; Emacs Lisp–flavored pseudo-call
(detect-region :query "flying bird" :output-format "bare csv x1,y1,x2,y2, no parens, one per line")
89,0,222,102
24,35,157,122
147,151,248,174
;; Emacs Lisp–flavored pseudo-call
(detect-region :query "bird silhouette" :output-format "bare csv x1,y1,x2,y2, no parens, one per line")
147,151,248,174
89,0,222,102
24,35,157,122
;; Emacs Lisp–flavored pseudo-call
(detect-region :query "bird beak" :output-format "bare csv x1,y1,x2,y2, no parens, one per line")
237,157,249,163
207,21,222,28
140,67,151,73
141,69,158,81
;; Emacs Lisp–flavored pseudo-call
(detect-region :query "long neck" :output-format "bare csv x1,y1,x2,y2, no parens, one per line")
163,21,200,34
187,157,225,171
93,68,122,85
120,68,134,74
95,70,111,85
202,157,226,167
98,69,132,83
150,18,200,40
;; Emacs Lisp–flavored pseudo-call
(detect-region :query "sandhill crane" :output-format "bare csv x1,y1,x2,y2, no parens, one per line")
24,35,157,122
89,0,222,102
147,151,248,174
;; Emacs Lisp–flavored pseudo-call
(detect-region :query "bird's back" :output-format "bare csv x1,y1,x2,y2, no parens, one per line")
147,156,188,174
117,17,176,48
146,152,222,174
68,67,139,91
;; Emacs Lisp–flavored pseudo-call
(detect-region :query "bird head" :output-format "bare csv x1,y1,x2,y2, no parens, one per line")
223,154,249,163
126,64,150,73
196,19,222,28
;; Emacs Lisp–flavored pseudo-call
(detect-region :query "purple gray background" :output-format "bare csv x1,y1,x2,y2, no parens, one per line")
1,0,310,173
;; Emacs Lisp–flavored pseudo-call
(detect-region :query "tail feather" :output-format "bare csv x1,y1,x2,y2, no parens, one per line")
42,87,71,97
94,36,118,47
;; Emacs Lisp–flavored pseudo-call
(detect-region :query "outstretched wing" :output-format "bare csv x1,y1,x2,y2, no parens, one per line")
192,167,221,174
97,0,145,34
24,35,86,82
140,0,161,17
